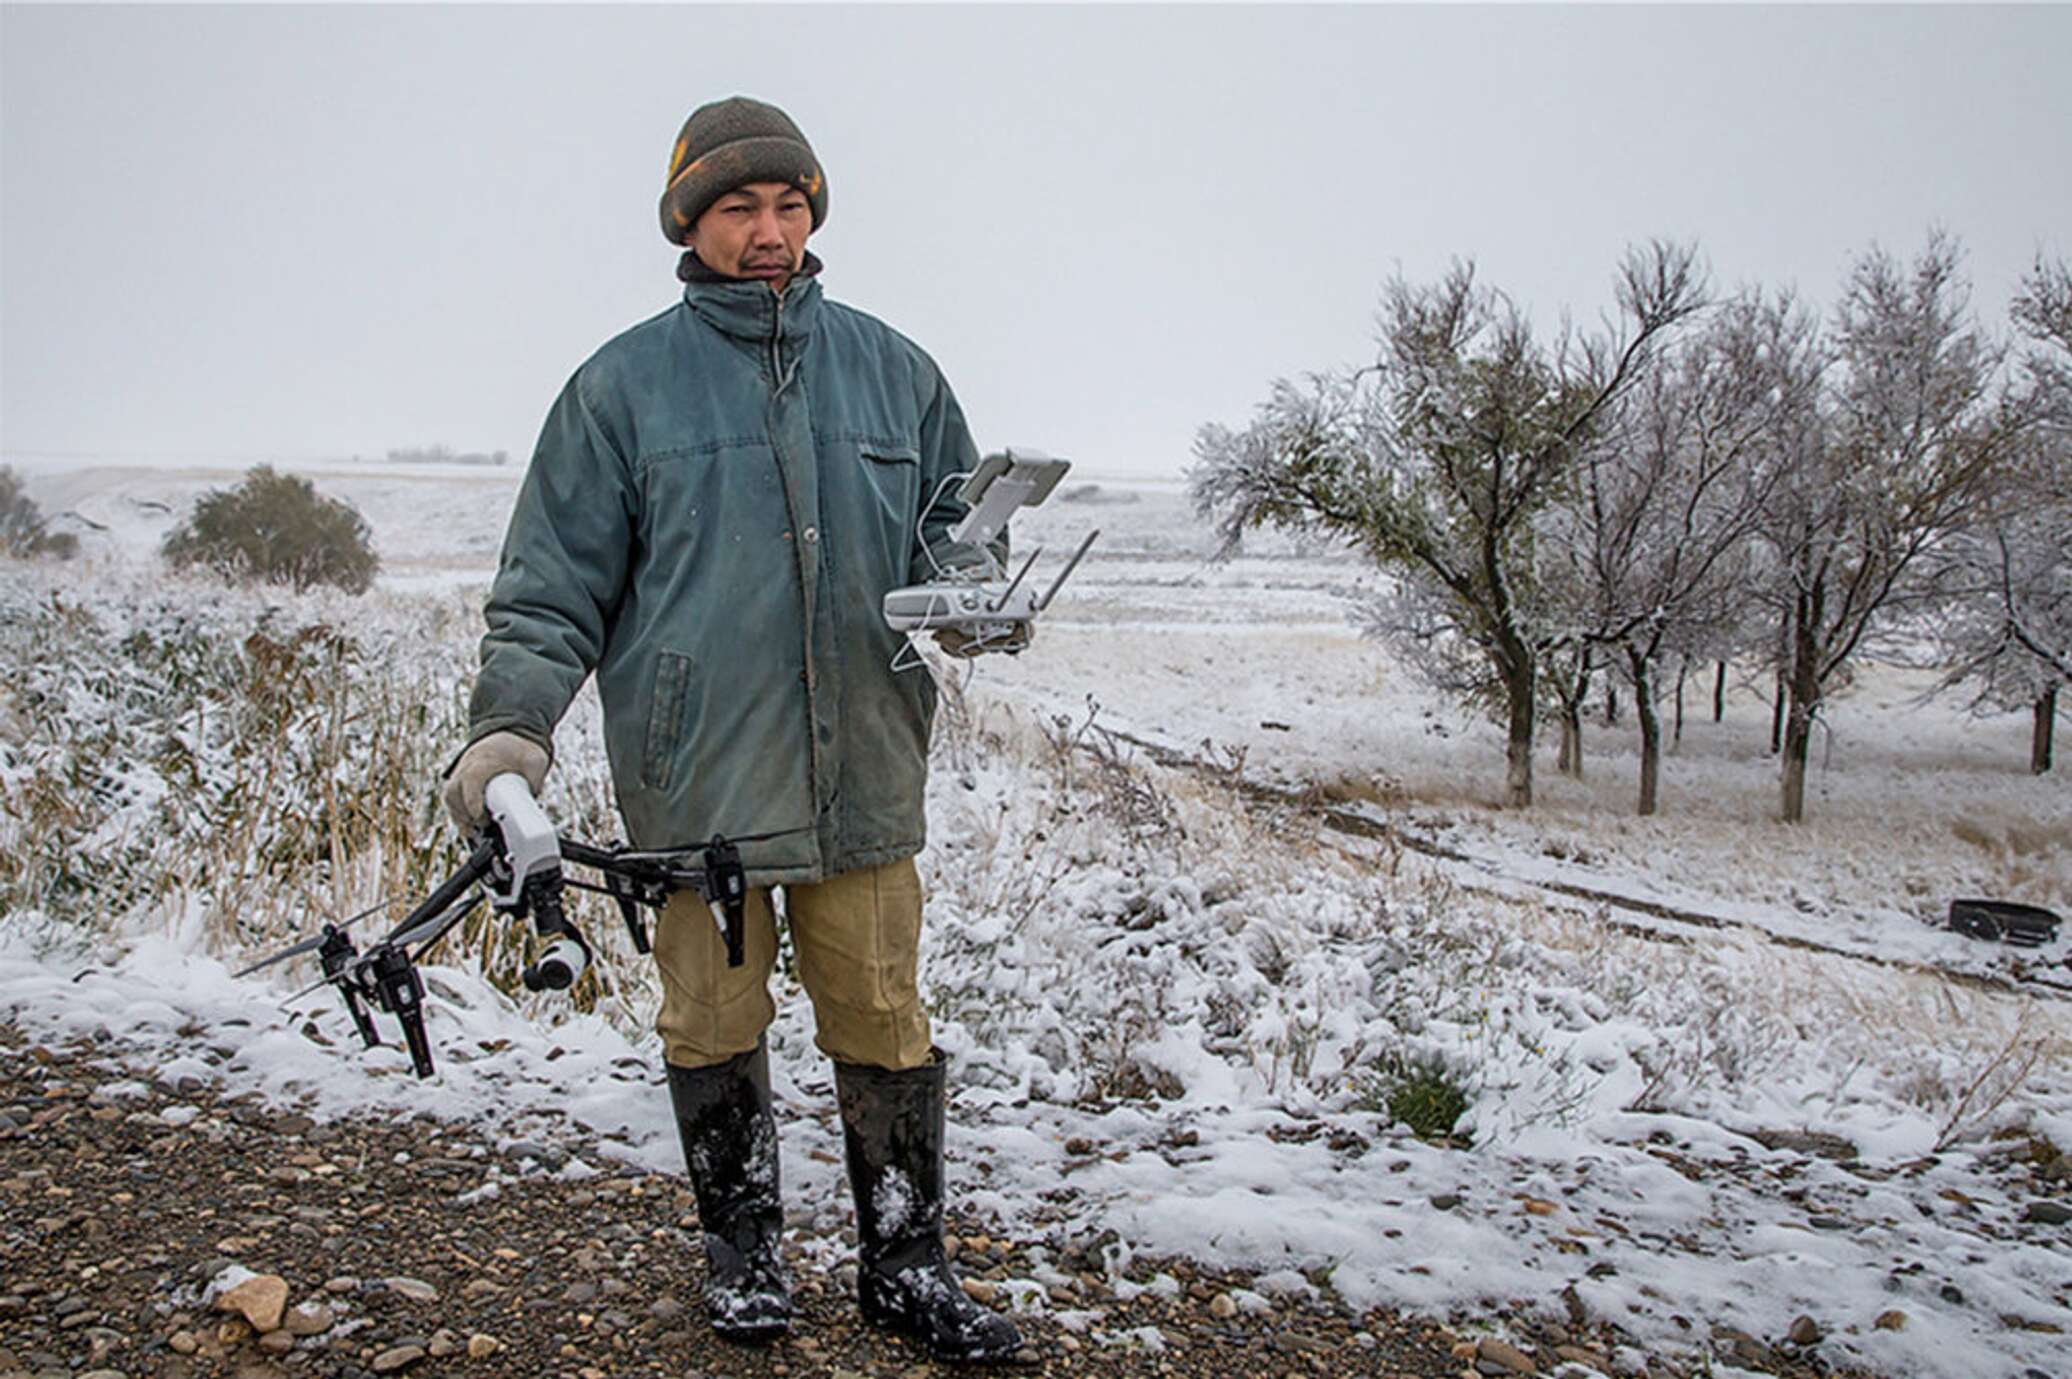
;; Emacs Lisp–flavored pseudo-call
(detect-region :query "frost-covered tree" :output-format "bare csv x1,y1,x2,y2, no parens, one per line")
1192,243,1704,807
1752,233,2023,822
1931,256,2072,772
1547,289,1811,813
2005,254,2072,702
1933,509,2070,773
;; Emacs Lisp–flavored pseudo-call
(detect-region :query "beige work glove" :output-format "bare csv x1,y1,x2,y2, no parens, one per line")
442,731,550,833
933,622,1033,659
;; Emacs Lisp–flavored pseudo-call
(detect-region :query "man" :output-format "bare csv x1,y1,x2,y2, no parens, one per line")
441,96,1024,1364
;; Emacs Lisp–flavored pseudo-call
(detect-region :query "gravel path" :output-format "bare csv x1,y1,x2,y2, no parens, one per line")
0,1025,1881,1379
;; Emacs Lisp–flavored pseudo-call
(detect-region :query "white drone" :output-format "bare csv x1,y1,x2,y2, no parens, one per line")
882,447,1099,661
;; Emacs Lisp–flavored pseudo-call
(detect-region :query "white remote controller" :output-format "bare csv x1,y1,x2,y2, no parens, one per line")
884,570,1040,633
882,448,1098,648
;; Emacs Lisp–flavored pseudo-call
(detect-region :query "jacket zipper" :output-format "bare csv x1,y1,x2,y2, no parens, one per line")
768,285,823,837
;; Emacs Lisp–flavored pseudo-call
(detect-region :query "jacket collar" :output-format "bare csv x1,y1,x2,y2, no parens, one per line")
680,250,824,346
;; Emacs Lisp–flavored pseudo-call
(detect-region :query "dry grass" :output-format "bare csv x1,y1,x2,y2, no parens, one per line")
0,567,653,1021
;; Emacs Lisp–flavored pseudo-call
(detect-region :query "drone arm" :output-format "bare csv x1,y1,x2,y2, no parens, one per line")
563,838,747,969
389,837,499,941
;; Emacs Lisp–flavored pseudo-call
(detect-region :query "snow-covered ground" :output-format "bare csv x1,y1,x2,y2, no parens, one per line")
4,459,2070,1377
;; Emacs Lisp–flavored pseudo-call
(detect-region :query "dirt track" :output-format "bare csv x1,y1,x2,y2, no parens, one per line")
0,1023,1895,1379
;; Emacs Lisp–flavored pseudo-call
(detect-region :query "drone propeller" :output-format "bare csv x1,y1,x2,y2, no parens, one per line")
233,897,390,979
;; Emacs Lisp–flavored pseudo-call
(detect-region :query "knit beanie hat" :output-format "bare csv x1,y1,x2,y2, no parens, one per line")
659,96,827,245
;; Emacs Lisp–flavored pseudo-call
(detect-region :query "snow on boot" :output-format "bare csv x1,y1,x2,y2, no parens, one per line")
667,1039,792,1342
835,1051,1026,1364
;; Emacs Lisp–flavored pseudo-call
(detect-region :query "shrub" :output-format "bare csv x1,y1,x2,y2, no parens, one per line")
0,467,79,560
162,465,379,594
1360,1049,1473,1144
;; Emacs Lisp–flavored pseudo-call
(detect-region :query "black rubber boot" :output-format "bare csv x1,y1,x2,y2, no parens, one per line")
666,1039,792,1342
835,1052,1026,1364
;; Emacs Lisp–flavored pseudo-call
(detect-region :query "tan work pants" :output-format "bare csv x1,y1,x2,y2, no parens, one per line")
654,856,933,1072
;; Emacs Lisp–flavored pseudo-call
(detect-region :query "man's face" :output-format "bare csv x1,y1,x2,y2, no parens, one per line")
689,181,813,293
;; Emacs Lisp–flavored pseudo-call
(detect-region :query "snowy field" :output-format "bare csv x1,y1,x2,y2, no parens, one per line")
4,457,2071,1378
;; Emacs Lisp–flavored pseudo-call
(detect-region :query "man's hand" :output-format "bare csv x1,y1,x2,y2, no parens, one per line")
442,731,551,833
932,623,1032,659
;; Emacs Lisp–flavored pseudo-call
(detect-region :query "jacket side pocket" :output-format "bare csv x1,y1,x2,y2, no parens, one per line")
643,651,693,790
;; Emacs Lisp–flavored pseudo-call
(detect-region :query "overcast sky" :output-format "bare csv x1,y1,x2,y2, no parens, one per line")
4,4,2069,477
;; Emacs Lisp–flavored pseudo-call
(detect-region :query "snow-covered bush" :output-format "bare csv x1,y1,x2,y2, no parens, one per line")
0,466,77,560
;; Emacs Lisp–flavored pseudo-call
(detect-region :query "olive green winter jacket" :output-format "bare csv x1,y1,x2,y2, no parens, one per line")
468,264,983,883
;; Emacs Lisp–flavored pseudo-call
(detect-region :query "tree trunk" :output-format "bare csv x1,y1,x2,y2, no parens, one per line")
1505,686,1535,808
1604,681,1619,727
2036,686,2059,775
1497,639,1536,809
1769,606,1791,755
1672,657,1688,749
1712,659,1727,723
1780,593,1822,823
1633,652,1662,816
1781,700,1813,822
1769,666,1787,756
1557,648,1590,779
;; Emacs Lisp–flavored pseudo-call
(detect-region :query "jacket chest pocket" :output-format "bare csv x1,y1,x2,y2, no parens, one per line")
854,443,922,578
858,443,921,507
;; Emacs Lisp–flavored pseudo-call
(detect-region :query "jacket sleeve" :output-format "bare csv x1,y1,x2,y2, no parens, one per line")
467,372,638,757
908,362,1003,584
